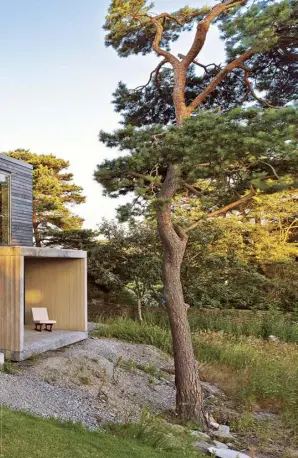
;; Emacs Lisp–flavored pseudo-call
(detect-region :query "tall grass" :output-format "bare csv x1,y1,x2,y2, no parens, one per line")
105,409,198,455
143,308,298,343
94,315,298,431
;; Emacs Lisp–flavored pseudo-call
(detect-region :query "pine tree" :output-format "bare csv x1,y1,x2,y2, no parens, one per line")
97,0,298,425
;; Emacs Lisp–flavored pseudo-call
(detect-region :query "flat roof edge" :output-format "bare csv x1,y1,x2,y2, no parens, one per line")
0,247,87,258
0,154,33,169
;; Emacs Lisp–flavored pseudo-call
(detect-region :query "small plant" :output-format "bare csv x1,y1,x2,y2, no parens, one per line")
230,412,255,432
120,358,137,373
137,363,166,380
27,354,40,362
1,362,19,375
79,376,92,386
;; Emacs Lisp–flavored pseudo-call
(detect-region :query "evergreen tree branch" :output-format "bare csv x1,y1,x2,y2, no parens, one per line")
134,59,167,91
148,16,180,67
183,183,202,196
238,65,276,108
129,172,204,198
181,0,248,69
187,49,254,113
185,188,256,233
178,53,221,73
260,161,280,180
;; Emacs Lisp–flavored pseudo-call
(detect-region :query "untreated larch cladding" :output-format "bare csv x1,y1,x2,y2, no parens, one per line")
0,154,33,246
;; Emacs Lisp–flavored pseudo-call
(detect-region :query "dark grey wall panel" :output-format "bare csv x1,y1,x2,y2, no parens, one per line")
0,154,33,246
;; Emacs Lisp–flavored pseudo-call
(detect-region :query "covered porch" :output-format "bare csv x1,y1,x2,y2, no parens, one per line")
23,326,87,360
0,247,88,361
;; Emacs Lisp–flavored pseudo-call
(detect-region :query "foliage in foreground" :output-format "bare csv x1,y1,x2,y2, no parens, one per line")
93,316,298,431
105,409,196,454
1,408,198,458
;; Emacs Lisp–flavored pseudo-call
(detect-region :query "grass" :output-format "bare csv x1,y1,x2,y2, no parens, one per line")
143,308,298,343
1,408,200,458
0,361,19,374
105,409,196,454
92,316,298,435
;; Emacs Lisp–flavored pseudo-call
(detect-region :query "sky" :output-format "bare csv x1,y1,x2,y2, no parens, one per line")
0,0,225,229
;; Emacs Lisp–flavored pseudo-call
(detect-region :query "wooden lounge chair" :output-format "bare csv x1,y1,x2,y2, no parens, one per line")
31,307,56,332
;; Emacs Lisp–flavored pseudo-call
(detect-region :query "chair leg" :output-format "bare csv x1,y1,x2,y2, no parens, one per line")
45,324,53,332
34,323,42,332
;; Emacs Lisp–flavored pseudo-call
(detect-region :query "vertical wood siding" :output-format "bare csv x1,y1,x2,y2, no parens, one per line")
25,258,87,331
0,154,33,246
0,253,23,352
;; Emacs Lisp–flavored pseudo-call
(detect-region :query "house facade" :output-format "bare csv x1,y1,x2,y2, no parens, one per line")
0,154,87,361
0,154,33,246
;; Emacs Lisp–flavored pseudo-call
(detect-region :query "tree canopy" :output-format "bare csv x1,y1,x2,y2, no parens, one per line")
107,0,298,126
96,107,298,225
5,150,85,246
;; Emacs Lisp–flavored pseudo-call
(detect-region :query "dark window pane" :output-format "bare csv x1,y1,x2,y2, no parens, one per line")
0,172,10,245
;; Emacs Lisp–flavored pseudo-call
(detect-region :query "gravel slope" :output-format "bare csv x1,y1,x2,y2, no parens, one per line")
0,338,175,428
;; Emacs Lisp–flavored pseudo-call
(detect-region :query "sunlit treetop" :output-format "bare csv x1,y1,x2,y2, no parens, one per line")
104,0,298,124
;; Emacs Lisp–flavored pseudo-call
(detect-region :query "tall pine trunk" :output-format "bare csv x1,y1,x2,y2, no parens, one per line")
156,65,206,425
157,164,206,426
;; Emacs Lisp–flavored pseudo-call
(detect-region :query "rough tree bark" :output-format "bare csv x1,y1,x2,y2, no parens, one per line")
148,0,250,425
33,211,41,247
157,164,205,425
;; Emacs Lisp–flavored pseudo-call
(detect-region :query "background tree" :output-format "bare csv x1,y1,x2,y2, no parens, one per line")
98,0,297,424
47,223,162,320
90,221,162,321
5,150,85,246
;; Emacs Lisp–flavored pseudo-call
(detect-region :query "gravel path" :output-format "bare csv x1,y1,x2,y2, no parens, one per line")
0,337,175,428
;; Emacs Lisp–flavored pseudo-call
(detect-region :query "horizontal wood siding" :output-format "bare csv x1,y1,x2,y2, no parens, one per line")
25,258,87,331
0,253,23,352
0,154,33,246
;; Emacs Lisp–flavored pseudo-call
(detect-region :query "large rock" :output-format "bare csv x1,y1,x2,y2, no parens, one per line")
208,447,252,458
191,430,211,441
212,440,229,449
194,441,211,453
211,424,234,441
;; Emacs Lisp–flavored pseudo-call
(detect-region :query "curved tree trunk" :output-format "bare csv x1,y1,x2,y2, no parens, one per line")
33,212,41,247
157,164,206,426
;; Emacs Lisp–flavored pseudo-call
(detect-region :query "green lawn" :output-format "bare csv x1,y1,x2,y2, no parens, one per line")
1,409,195,458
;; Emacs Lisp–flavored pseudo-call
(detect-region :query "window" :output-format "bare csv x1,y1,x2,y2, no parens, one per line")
0,171,10,245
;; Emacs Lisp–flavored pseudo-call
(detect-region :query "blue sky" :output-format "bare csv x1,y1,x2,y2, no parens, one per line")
0,0,224,228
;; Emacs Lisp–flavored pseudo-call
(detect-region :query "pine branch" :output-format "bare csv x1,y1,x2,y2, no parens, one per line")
178,53,221,73
187,49,254,113
183,183,202,197
148,16,180,67
238,65,276,108
181,0,248,69
134,59,167,92
185,188,256,233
